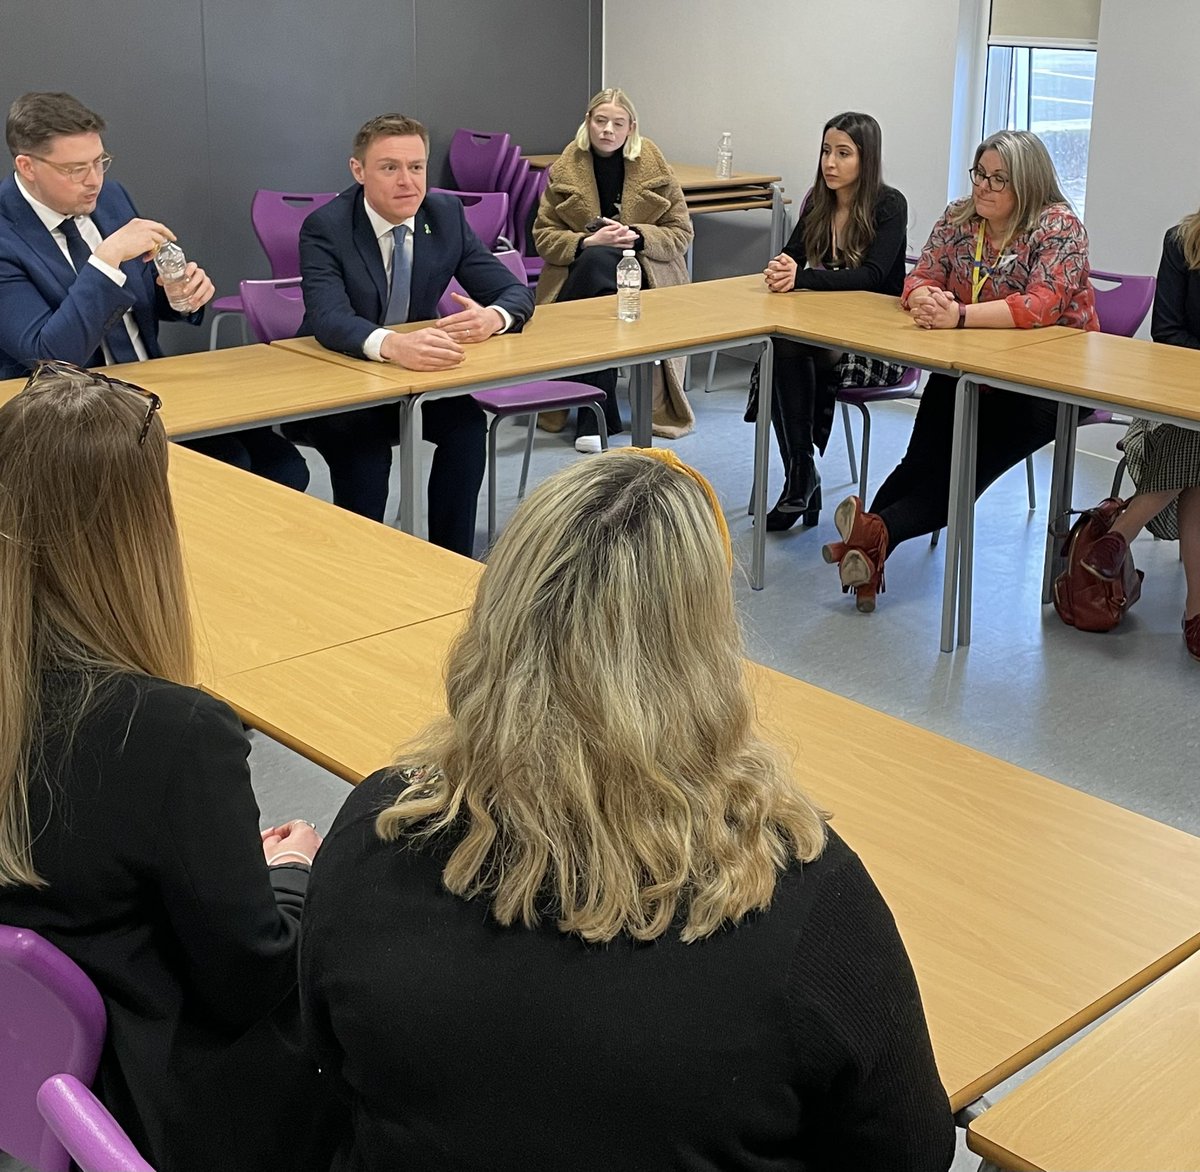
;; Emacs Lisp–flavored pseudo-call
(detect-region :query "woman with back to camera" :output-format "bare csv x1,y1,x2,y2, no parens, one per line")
0,362,342,1172
300,449,955,1171
758,110,908,530
822,129,1097,612
533,87,694,450
1073,207,1200,659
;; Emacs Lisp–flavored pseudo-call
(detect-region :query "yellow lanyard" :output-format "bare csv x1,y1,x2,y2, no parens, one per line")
971,222,988,305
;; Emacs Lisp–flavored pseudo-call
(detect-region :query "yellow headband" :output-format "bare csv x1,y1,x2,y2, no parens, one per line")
626,447,733,570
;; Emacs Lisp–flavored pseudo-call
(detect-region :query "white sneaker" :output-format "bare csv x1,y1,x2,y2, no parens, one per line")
574,435,603,454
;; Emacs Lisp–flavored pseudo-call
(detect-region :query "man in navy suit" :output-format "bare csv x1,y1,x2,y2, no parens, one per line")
0,91,307,489
299,113,535,557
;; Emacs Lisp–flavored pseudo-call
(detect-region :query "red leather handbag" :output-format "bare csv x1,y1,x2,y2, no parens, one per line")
1052,497,1143,632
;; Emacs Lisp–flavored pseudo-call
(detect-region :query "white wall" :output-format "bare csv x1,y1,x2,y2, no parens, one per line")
1084,0,1200,276
603,0,961,279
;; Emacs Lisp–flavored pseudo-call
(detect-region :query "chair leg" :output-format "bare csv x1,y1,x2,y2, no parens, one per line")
1025,452,1036,510
931,527,941,548
841,401,859,487
1110,455,1128,499
586,401,609,449
487,415,500,545
856,404,872,503
208,311,233,350
518,415,536,500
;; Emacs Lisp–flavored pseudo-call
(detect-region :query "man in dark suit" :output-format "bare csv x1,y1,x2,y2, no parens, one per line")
299,112,535,557
0,91,307,489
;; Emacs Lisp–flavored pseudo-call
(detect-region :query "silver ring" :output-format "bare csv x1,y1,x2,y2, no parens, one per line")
296,819,316,830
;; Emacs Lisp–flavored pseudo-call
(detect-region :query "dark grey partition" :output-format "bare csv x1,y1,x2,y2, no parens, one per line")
0,0,601,353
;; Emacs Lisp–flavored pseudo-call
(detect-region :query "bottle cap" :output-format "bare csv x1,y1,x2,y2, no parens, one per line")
621,249,636,257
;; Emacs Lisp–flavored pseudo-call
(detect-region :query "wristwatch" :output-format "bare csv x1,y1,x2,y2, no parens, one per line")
956,304,968,329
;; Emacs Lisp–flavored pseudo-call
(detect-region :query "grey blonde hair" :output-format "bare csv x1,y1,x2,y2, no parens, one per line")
572,87,643,160
377,451,827,943
1175,207,1200,271
0,372,194,887
951,129,1070,238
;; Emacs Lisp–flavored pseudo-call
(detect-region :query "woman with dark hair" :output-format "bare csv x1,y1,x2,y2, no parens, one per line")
301,449,954,1171
757,111,908,529
0,363,341,1172
1075,209,1200,659
823,129,1097,611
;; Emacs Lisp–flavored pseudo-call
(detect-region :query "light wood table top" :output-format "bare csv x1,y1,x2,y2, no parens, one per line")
171,446,480,682
955,328,1200,424
273,284,774,393
212,624,1200,1112
967,951,1200,1171
0,345,403,440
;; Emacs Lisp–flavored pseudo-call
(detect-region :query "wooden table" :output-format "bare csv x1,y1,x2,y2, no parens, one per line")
211,620,1200,1113
967,951,1200,1171
0,344,403,441
171,446,480,682
942,330,1200,650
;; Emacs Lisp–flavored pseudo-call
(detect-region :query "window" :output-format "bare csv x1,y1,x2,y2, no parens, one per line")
982,45,1096,218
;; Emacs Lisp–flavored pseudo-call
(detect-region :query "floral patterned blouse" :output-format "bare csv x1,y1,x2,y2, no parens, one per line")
903,200,1098,331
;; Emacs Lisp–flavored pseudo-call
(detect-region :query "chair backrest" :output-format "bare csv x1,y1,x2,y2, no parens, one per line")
250,190,338,279
428,189,509,250
437,249,526,317
1090,270,1156,338
508,164,545,257
239,277,306,343
38,1075,155,1172
494,143,523,200
448,129,511,192
0,926,107,1172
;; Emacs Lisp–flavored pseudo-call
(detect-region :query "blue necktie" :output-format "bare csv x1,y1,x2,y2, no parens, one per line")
59,217,139,365
384,224,411,325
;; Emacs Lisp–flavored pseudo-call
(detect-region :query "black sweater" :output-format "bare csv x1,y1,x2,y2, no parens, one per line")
300,768,954,1172
1151,226,1200,349
783,186,908,295
0,673,341,1172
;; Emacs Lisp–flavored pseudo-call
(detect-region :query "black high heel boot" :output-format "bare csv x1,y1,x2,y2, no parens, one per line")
764,355,822,530
765,466,821,530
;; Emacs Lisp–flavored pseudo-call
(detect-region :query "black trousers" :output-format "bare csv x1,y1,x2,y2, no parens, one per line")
553,245,635,437
869,372,1078,550
301,397,486,558
183,427,309,492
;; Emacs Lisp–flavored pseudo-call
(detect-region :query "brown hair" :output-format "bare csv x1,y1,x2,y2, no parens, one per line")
352,113,429,161
377,451,827,944
0,370,193,887
6,92,105,158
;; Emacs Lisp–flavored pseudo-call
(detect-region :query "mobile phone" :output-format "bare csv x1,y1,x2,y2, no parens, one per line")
584,217,609,233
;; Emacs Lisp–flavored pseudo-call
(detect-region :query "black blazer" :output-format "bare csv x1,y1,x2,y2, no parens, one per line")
1151,227,1200,349
298,186,535,356
0,673,341,1172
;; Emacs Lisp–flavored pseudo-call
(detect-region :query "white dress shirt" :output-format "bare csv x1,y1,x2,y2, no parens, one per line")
360,197,512,363
15,173,148,363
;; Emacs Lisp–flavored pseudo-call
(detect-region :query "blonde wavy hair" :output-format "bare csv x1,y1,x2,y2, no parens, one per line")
950,129,1070,239
573,87,643,160
0,369,193,887
377,450,827,943
1175,206,1200,271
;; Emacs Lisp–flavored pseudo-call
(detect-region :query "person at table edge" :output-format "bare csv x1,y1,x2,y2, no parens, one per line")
297,112,535,558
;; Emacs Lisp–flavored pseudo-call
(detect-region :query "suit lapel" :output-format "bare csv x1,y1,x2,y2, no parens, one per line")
350,190,388,319
0,178,78,291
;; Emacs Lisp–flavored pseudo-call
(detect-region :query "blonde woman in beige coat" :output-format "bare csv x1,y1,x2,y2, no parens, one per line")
534,88,694,449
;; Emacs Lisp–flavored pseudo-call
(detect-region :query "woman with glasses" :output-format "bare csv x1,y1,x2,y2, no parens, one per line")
756,111,908,530
822,129,1097,611
0,363,342,1172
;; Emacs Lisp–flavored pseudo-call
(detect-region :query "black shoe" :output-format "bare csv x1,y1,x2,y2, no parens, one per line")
766,483,821,531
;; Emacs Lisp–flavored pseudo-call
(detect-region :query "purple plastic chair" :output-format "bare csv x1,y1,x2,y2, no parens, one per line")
511,166,548,286
209,189,338,349
494,143,523,203
38,1075,155,1172
438,250,608,543
428,188,510,251
448,129,511,193
837,366,923,502
0,925,107,1172
239,277,306,344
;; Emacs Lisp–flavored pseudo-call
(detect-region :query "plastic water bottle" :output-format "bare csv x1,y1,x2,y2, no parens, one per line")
153,241,192,312
716,131,734,179
616,250,641,321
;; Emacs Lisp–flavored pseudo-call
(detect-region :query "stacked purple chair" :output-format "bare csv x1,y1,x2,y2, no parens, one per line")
0,925,107,1172
438,250,609,543
239,277,305,344
428,189,510,251
208,189,338,348
38,1075,155,1172
447,129,511,192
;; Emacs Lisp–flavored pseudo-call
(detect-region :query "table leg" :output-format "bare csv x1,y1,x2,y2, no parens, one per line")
751,338,774,590
941,376,976,652
631,364,653,448
956,382,980,648
396,396,419,535
1042,402,1080,603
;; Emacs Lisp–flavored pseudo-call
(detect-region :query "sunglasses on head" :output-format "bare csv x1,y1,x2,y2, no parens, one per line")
23,359,162,446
